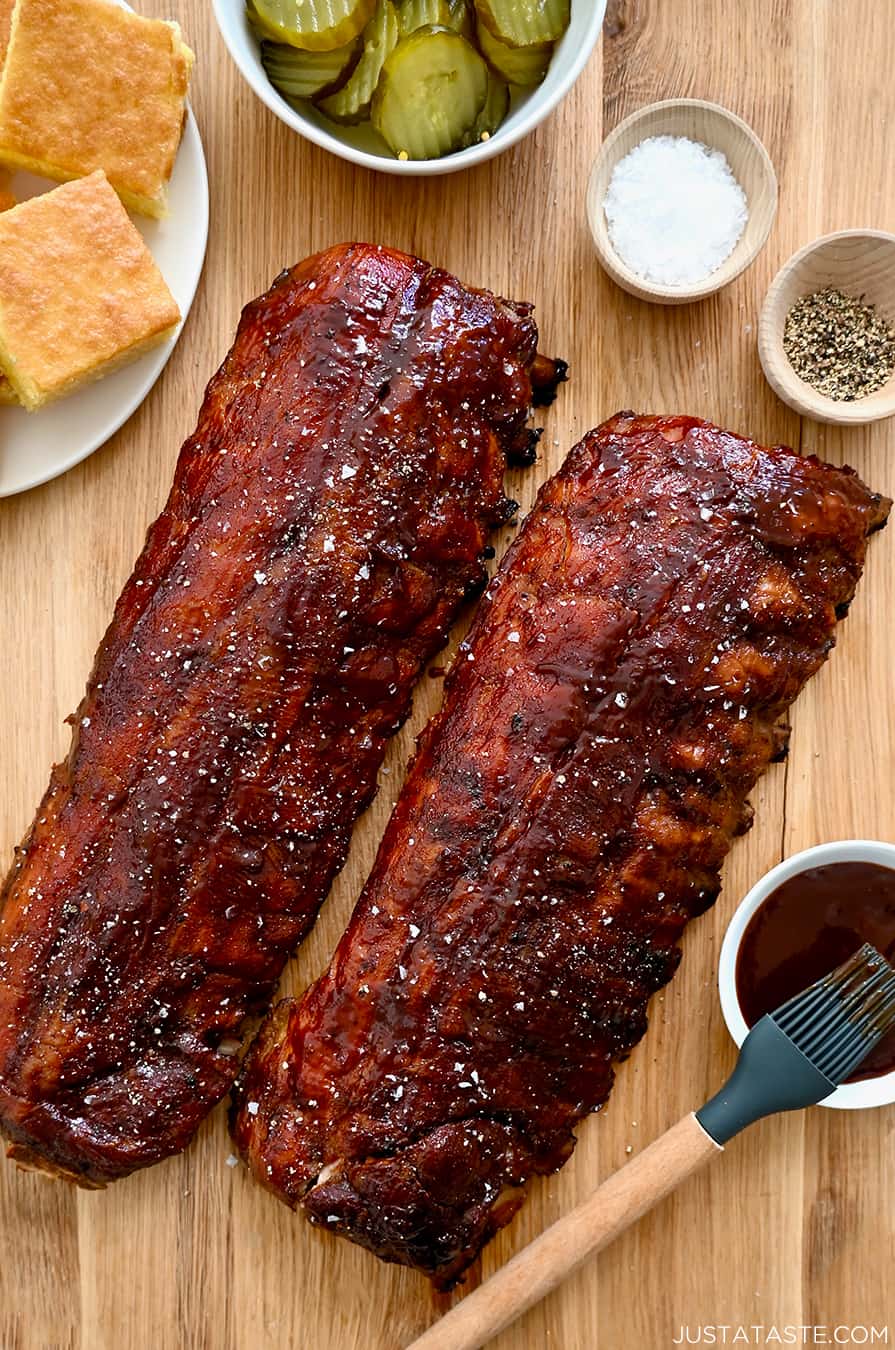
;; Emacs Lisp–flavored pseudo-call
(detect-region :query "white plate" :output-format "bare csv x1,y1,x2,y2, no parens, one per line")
0,109,208,498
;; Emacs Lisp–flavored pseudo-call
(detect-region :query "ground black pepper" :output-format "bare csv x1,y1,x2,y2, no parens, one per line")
783,287,895,401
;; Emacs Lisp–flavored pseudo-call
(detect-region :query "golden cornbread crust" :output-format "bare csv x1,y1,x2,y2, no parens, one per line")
0,0,12,66
0,171,181,410
0,0,194,218
0,167,13,403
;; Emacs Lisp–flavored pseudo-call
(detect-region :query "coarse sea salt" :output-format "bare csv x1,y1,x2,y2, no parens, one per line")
603,135,749,287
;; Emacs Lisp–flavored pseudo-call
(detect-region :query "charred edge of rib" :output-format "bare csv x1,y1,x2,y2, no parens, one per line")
867,493,892,533
463,572,490,603
507,426,543,468
529,355,569,407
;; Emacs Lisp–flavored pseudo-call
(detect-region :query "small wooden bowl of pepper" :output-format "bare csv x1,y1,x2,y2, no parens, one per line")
759,229,895,425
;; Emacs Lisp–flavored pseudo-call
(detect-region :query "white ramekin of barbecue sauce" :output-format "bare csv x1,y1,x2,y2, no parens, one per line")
719,840,895,1109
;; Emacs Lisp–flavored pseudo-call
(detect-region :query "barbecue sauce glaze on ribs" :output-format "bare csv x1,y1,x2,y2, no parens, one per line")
234,412,889,1286
0,243,564,1185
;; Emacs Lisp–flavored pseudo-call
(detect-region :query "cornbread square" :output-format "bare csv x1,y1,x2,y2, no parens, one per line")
0,171,180,410
0,0,194,218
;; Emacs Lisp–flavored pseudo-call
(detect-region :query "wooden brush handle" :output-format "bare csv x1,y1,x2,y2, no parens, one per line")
407,1113,721,1350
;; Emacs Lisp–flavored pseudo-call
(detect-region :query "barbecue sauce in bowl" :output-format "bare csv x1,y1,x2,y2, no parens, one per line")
735,861,895,1082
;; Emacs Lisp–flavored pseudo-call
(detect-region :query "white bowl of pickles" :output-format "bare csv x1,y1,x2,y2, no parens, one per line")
213,0,605,172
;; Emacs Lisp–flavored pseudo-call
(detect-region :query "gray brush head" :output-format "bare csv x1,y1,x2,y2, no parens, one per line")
697,943,895,1145
771,943,895,1082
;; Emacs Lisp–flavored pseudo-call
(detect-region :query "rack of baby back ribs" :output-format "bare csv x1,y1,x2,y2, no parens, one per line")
0,248,887,1295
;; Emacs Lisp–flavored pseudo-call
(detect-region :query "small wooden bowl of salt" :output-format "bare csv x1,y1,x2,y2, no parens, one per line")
586,99,778,305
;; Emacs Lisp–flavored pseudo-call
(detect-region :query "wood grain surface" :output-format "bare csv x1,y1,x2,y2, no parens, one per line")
1,1,893,1347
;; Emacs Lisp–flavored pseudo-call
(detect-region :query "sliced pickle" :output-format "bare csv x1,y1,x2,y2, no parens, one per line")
248,0,375,51
371,26,488,159
446,0,474,37
397,0,469,36
459,72,509,147
261,37,362,100
476,17,551,84
398,0,450,33
318,0,399,122
475,0,569,48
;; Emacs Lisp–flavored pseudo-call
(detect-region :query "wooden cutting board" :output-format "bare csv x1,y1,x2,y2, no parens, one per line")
1,2,893,1346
